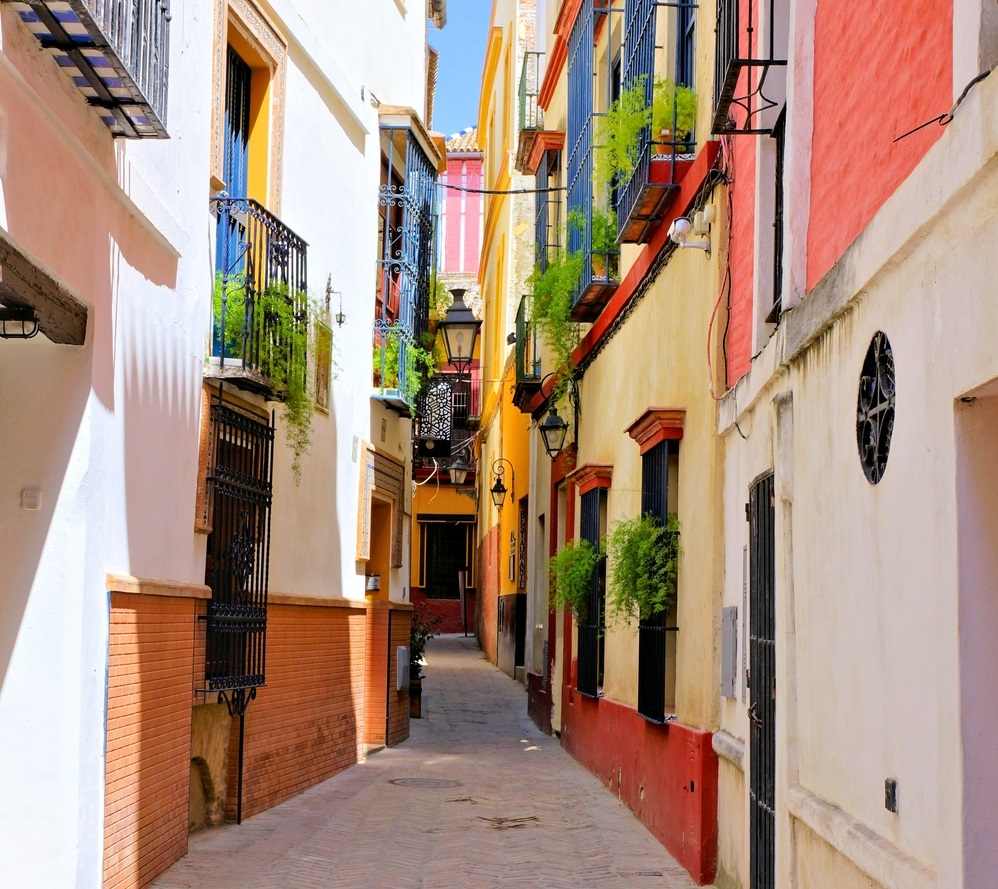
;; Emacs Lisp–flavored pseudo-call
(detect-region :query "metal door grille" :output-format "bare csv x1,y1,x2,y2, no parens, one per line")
205,399,274,697
577,487,604,697
749,472,776,889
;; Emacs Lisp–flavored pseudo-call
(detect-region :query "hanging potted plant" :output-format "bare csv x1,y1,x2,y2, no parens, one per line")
593,76,651,191
549,538,599,621
589,205,619,279
652,78,697,155
530,250,584,385
605,513,682,624
409,605,443,718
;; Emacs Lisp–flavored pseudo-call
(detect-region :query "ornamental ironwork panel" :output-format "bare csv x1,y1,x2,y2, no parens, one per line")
7,0,171,137
748,472,776,889
374,123,437,413
211,195,309,392
712,0,787,134
857,332,895,484
204,399,274,695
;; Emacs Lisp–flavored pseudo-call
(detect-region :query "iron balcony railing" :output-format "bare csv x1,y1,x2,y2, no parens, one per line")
7,0,170,137
614,0,699,243
211,195,309,395
414,370,480,469
637,614,679,722
519,50,544,132
712,0,787,134
515,295,541,386
374,123,438,415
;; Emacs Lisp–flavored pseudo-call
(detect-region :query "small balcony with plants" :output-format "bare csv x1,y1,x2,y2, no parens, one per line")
512,294,542,411
609,0,699,244
514,50,544,173
209,196,309,399
372,117,440,416
7,0,170,137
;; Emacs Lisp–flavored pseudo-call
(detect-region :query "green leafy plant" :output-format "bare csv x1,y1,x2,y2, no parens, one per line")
594,76,652,190
605,513,682,624
373,330,435,405
530,250,584,393
409,604,443,681
652,78,697,147
549,538,599,621
213,275,315,484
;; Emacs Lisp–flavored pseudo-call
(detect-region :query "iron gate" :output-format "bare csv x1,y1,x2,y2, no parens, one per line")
748,472,776,889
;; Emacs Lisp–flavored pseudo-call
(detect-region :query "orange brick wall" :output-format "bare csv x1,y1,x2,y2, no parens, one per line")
104,593,196,889
226,603,368,821
364,607,389,745
387,610,412,747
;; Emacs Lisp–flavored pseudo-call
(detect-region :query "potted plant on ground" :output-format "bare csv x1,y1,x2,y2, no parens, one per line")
409,605,443,718
652,78,697,155
549,538,600,621
605,512,682,625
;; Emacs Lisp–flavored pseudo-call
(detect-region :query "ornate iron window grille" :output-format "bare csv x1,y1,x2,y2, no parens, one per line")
856,332,895,484
615,0,699,244
210,195,309,395
636,438,680,723
414,372,474,467
374,124,437,415
712,0,787,134
7,0,170,137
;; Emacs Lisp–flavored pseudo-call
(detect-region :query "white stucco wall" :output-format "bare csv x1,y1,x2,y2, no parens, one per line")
0,1,213,883
717,64,998,889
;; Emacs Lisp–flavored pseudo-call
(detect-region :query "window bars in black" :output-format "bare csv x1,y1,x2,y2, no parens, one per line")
204,398,274,697
712,0,787,134
637,439,679,722
748,472,776,889
577,487,605,697
374,123,437,413
856,332,895,484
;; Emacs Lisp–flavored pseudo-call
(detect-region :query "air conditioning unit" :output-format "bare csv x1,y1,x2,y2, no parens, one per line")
397,646,410,691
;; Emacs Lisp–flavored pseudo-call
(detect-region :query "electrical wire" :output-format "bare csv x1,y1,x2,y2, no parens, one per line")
893,67,995,143
438,181,567,195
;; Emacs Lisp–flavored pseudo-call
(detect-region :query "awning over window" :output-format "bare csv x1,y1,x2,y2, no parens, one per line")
0,227,88,344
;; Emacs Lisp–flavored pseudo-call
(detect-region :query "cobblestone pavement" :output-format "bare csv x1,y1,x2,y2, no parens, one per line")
154,634,702,889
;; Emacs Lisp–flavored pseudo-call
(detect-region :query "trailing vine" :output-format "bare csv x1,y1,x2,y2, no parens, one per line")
549,538,599,622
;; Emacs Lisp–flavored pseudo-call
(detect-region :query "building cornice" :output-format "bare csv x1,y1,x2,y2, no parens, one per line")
625,408,685,454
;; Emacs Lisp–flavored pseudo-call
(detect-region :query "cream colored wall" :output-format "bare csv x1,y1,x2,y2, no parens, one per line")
716,66,998,889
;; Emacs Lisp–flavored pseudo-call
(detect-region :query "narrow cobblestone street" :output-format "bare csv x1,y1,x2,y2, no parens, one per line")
153,635,701,888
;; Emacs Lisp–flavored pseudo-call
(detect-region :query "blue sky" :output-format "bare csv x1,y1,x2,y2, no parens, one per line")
429,3,494,138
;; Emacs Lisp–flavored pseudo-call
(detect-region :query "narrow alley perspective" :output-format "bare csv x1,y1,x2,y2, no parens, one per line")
152,636,698,889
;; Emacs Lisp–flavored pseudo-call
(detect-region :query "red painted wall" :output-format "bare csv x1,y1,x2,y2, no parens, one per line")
411,587,477,635
808,1,951,289
478,524,500,663
726,135,756,388
442,154,483,275
561,692,718,885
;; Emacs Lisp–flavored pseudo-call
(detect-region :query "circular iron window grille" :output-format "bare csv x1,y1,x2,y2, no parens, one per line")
388,777,461,788
856,331,896,484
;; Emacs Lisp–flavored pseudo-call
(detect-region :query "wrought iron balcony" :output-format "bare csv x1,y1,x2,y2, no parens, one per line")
373,119,438,415
515,51,544,172
712,0,787,134
209,196,309,397
615,0,699,244
566,1,618,322
7,0,170,137
513,295,541,411
414,370,480,476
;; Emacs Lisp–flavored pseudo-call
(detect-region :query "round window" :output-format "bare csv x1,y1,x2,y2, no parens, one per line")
856,331,896,484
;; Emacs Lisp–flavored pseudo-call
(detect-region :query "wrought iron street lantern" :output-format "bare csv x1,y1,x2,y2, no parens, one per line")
438,288,481,374
450,456,470,485
538,406,569,458
490,458,514,512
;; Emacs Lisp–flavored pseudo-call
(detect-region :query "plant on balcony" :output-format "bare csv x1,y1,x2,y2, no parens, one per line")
652,78,697,152
594,76,652,190
605,513,681,624
530,248,584,393
213,276,316,484
550,538,599,621
373,330,435,404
